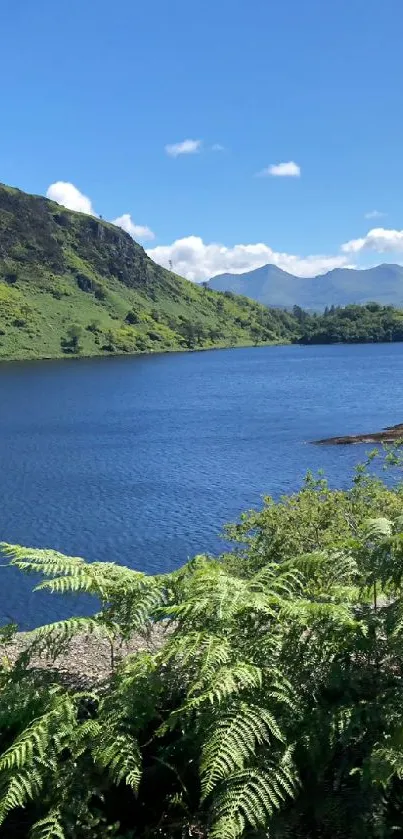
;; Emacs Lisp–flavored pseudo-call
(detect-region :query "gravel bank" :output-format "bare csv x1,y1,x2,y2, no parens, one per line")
6,625,169,688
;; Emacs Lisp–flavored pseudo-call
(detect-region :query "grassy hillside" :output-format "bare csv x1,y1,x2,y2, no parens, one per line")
0,184,299,360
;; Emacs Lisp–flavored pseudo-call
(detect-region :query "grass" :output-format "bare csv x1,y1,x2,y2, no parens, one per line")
0,182,299,361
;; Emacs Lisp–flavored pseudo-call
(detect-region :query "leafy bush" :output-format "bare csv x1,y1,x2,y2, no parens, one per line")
86,320,102,334
2,459,403,836
61,324,83,354
125,310,140,325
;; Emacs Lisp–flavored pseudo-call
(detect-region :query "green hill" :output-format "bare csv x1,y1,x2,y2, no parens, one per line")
0,183,298,361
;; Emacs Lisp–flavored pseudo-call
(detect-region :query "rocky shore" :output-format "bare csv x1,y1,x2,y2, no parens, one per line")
6,625,169,688
314,422,403,446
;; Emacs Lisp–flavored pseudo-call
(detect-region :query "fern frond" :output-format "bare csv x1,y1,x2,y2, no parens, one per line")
35,572,101,596
201,703,284,799
364,517,393,541
93,731,142,792
209,751,297,839
1,546,162,626
370,745,403,786
30,811,65,839
0,762,44,824
294,550,359,591
248,563,302,598
280,597,356,629
0,692,76,773
71,719,102,758
162,632,232,676
103,576,167,634
162,564,247,626
0,544,86,573
187,662,262,707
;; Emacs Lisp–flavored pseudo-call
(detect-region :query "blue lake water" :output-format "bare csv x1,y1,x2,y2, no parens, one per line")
0,343,402,628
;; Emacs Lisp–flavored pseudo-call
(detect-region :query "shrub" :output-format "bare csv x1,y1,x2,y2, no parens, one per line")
86,320,102,334
125,310,140,325
61,324,83,354
1,457,403,836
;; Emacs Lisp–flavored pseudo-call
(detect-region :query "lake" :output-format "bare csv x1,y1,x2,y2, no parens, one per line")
0,343,402,628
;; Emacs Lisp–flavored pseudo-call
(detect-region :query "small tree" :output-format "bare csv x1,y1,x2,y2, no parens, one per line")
67,324,82,352
125,310,140,325
61,324,83,354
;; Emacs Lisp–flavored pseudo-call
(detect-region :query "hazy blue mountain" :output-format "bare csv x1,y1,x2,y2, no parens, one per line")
207,263,403,309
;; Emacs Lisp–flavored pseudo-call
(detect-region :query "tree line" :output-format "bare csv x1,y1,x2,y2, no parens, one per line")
294,302,403,344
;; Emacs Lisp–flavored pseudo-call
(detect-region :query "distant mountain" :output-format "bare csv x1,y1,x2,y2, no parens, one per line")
207,263,403,309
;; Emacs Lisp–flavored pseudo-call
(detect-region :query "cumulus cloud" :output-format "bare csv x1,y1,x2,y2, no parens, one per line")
165,139,202,157
365,210,385,219
46,181,95,215
147,236,349,282
258,161,301,178
46,181,154,241
112,213,155,241
342,227,403,254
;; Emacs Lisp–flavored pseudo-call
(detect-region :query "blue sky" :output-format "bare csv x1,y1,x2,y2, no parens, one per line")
1,0,403,280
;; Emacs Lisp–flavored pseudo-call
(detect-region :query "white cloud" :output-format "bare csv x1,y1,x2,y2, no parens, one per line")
342,227,403,254
258,161,301,178
46,181,95,215
365,210,385,219
46,182,154,241
211,143,225,152
147,236,349,282
165,139,202,157
112,213,155,241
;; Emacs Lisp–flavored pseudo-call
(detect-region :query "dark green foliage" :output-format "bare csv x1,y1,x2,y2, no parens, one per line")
86,320,101,334
299,303,403,344
61,325,83,354
124,310,140,325
2,457,403,835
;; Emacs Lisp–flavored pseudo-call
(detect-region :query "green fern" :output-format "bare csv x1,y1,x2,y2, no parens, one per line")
209,754,297,839
364,517,393,541
200,702,284,798
1,473,403,837
29,810,66,839
93,729,142,792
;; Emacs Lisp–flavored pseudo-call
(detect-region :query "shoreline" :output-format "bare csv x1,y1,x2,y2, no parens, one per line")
0,338,288,367
314,422,403,446
2,338,403,367
7,626,169,688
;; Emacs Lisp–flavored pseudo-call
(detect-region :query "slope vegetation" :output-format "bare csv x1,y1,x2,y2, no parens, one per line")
0,184,298,360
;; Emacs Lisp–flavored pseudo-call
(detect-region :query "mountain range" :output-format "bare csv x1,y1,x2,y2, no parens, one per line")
207,263,403,310
0,183,298,360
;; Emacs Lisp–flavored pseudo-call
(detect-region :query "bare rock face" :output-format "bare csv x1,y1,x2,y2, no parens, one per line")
313,423,403,445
